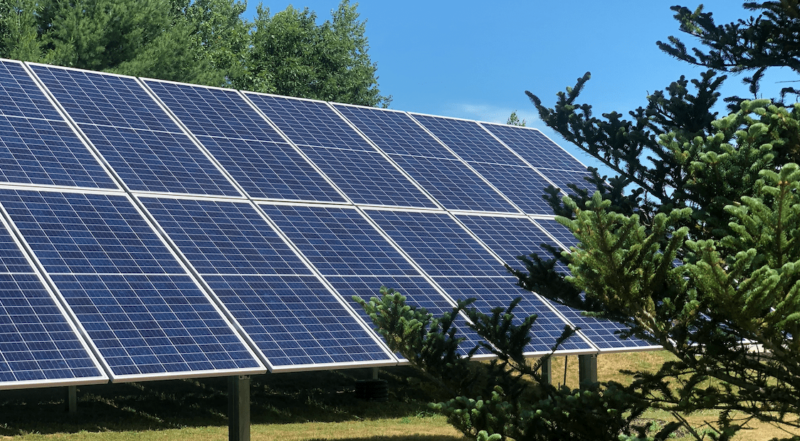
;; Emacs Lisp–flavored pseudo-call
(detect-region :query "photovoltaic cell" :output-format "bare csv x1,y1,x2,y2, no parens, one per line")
482,124,587,172
390,155,516,212
333,105,454,159
413,115,524,166
0,190,261,376
80,125,240,196
536,169,595,197
244,93,375,151
205,274,391,367
30,65,182,133
0,116,117,189
365,210,508,277
545,302,656,350
143,80,285,143
0,61,63,121
195,136,345,202
469,162,556,215
535,219,577,248
437,276,592,353
261,205,418,277
299,146,437,208
141,198,310,276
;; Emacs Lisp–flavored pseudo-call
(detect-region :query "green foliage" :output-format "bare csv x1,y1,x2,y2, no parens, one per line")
354,288,679,441
506,111,526,127
0,0,389,105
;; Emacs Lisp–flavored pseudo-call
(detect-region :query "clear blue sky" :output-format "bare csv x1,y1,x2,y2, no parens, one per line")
244,1,796,175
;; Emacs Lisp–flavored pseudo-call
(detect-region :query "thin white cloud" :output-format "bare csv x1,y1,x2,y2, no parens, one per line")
445,103,538,125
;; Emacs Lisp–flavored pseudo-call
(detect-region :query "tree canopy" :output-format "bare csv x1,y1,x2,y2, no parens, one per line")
0,0,390,106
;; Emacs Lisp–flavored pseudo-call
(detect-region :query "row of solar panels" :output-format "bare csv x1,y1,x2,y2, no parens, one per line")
0,59,659,391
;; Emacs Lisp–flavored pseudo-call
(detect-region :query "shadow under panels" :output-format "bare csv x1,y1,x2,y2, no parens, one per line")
457,214,660,352
362,209,593,354
0,60,117,190
242,93,437,209
140,197,395,371
28,64,240,197
258,203,487,354
0,189,264,381
0,214,107,389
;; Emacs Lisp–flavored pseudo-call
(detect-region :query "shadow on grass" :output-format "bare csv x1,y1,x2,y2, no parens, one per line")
306,437,463,441
0,366,438,436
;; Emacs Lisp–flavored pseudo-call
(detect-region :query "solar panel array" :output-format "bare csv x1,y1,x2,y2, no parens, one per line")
0,59,658,389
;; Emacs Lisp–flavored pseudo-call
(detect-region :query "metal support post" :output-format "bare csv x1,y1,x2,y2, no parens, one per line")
578,354,598,389
372,367,379,380
65,386,77,415
228,375,250,441
540,357,552,385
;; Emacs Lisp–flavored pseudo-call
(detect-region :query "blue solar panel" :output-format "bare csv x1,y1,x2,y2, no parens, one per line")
79,124,240,196
545,301,656,350
412,114,524,166
299,146,437,208
536,169,595,197
535,219,578,248
328,275,488,352
437,276,592,353
29,65,182,133
144,80,286,143
205,274,391,367
365,210,507,277
52,273,259,375
243,93,375,151
469,163,556,215
195,136,345,202
456,215,566,272
389,155,516,212
0,116,117,189
0,273,104,384
482,124,587,172
0,61,63,121
142,198,311,276
262,205,418,277
333,105,454,159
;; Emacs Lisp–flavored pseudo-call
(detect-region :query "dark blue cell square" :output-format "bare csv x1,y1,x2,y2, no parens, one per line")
141,197,312,276
0,273,103,384
144,80,286,143
80,124,240,196
0,61,64,121
0,190,185,274
389,155,517,212
469,162,556,215
365,210,508,278
436,276,592,353
50,273,260,376
300,146,437,208
261,204,419,277
482,124,588,172
412,114,525,166
195,136,345,202
204,274,391,367
333,105,455,159
244,93,376,152
30,65,182,133
0,116,117,189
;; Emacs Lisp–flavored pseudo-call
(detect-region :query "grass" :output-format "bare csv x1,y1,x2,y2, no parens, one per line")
0,352,796,440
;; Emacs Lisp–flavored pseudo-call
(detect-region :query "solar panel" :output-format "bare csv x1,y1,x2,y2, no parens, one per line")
143,80,286,143
535,219,577,248
333,105,455,159
243,93,375,151
389,155,517,212
481,124,587,172
261,204,418,277
469,162,556,215
364,210,508,278
0,60,63,121
437,277,593,353
298,146,437,208
80,125,240,196
544,302,658,350
412,114,524,166
29,64,182,133
0,190,263,378
536,169,595,197
0,218,106,388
